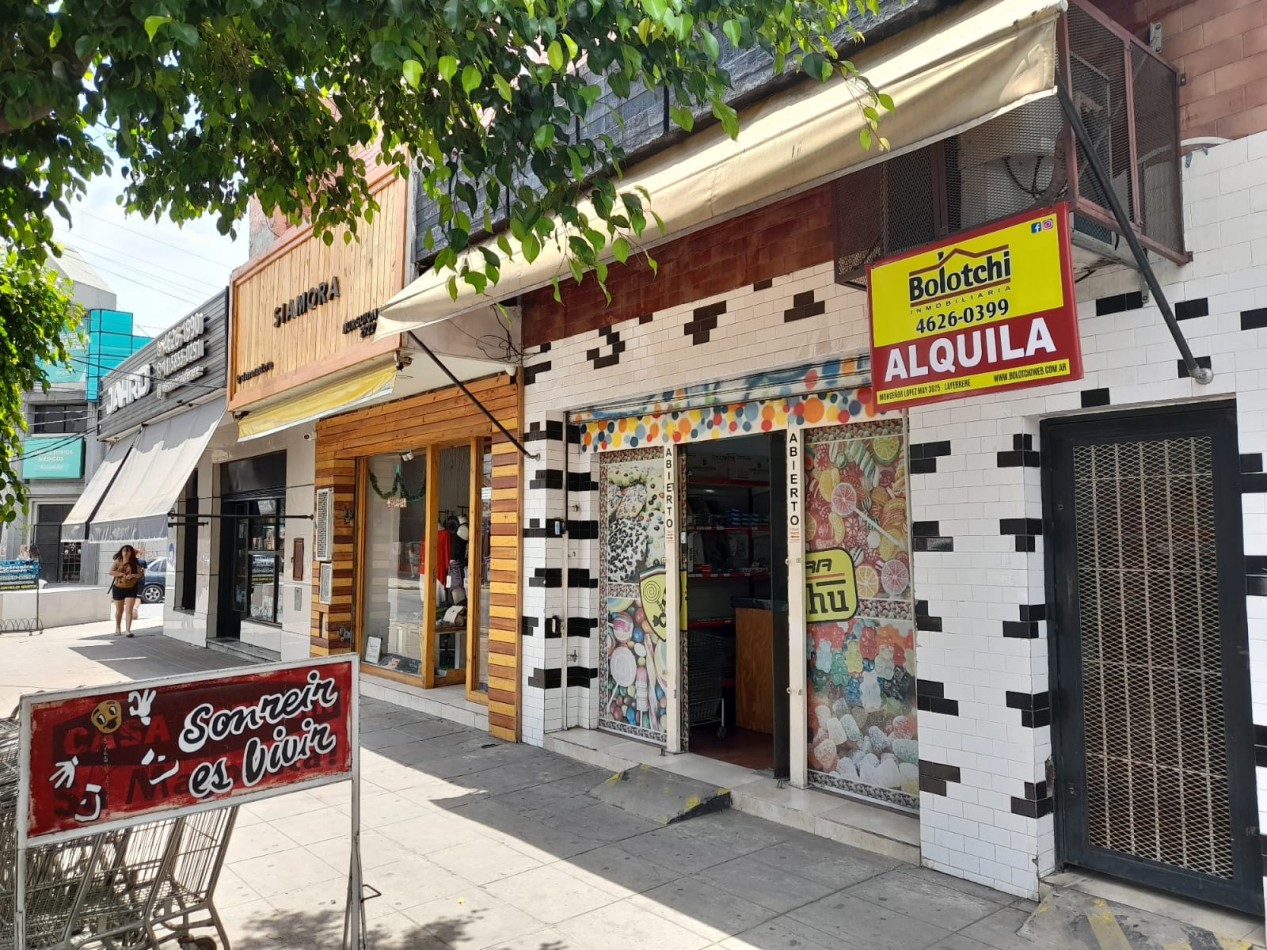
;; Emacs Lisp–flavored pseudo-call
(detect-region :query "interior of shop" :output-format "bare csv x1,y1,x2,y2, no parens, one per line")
683,435,786,772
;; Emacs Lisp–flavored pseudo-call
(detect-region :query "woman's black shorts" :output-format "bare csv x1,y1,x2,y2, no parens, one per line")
111,586,138,601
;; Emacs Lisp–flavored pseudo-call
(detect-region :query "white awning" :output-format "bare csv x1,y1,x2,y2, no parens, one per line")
61,437,135,542
375,0,1064,340
89,399,225,544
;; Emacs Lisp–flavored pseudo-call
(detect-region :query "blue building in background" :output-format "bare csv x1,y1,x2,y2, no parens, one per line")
6,251,151,584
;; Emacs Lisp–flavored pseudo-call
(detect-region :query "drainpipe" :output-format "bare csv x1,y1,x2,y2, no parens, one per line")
1056,81,1213,385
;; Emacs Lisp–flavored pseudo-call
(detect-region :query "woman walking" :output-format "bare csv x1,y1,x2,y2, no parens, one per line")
109,545,145,637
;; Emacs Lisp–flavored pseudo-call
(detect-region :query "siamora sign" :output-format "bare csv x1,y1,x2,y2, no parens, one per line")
867,204,1082,410
21,657,354,842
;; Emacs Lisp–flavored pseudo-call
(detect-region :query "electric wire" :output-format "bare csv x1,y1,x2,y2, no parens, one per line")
65,235,226,299
78,260,208,306
71,208,241,267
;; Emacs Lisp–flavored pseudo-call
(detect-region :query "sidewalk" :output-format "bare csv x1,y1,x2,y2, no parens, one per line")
2,619,1261,950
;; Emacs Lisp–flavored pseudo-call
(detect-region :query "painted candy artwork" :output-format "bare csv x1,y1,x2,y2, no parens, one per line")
579,358,877,452
599,449,669,742
805,418,918,811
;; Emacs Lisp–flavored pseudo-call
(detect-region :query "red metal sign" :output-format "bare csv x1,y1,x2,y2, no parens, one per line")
23,658,354,841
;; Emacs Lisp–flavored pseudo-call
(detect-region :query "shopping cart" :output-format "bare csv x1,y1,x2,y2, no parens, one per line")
687,629,734,739
0,718,236,950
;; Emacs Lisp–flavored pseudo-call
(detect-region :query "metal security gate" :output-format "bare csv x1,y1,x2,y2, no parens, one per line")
1046,405,1262,914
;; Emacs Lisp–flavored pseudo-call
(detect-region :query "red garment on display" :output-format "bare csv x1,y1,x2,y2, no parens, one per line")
435,528,451,582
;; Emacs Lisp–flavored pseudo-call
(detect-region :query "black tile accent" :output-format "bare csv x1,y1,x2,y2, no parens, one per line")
685,301,726,345
567,472,599,492
916,680,960,715
520,615,539,637
1022,708,1052,728
1019,604,1047,623
527,667,562,690
1005,691,1049,711
587,327,626,369
638,313,653,325
567,424,583,445
566,665,598,687
523,361,552,386
1003,620,1040,639
919,760,962,783
919,775,948,796
567,520,599,540
529,469,565,491
567,617,598,638
537,341,552,353
1241,307,1267,331
1015,536,1037,553
524,420,565,443
910,441,952,459
784,290,826,323
910,457,938,475
1248,575,1267,597
1241,454,1264,474
1246,555,1267,576
997,450,1041,468
1243,473,1267,493
568,568,598,588
529,568,562,588
1010,795,1054,819
544,617,562,639
1013,434,1035,451
522,525,550,539
1094,291,1144,316
1176,355,1213,379
1081,388,1111,408
913,536,954,553
754,278,774,291
915,600,929,616
912,521,941,537
1175,298,1209,321
1255,724,1267,747
916,614,943,633
1000,518,1042,536
1024,779,1048,801
1258,745,1267,769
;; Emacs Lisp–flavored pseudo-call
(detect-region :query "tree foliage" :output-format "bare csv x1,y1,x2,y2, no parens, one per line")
2,0,888,297
0,254,83,522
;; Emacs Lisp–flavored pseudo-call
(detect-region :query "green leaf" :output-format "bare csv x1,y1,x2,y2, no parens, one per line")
722,19,743,47
611,236,630,264
438,56,458,83
48,19,62,49
643,0,667,20
521,232,541,263
700,31,719,62
169,22,199,47
143,16,172,41
533,124,555,150
547,40,564,71
493,75,514,102
713,100,739,139
402,59,423,89
461,64,482,94
859,126,873,150
878,92,895,112
669,105,694,132
562,35,579,61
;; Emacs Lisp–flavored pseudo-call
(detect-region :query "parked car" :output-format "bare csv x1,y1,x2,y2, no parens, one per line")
139,557,169,603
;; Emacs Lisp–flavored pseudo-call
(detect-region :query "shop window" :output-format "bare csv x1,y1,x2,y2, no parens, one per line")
230,499,284,624
804,418,917,812
360,443,487,690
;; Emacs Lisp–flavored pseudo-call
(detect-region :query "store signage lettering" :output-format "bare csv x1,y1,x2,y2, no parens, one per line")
22,659,354,841
274,276,340,327
662,447,677,548
786,429,802,545
154,311,208,400
867,204,1082,410
805,549,858,623
236,361,275,385
342,308,379,338
101,366,152,415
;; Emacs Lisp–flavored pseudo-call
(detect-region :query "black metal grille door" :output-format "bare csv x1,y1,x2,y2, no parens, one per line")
1047,407,1261,915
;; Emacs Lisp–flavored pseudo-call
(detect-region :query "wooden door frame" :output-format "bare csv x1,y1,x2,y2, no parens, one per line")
466,436,490,704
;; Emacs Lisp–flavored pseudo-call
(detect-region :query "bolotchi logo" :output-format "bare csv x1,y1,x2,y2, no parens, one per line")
907,246,1012,305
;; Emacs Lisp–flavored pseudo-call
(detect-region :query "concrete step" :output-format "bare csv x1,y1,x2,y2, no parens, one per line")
206,637,278,664
589,763,731,826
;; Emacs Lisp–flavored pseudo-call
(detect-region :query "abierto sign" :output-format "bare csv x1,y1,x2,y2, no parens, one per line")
868,205,1082,410
20,656,355,843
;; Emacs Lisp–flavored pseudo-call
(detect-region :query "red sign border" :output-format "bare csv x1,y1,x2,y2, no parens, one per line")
866,203,1083,411
17,654,358,846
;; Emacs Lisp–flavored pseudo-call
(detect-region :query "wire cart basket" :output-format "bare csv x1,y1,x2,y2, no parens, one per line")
687,629,734,739
0,718,236,950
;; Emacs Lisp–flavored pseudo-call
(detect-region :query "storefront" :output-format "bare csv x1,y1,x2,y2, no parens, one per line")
228,169,523,735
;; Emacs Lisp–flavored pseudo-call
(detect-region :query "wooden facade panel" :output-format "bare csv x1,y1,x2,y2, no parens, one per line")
229,175,408,410
314,374,522,739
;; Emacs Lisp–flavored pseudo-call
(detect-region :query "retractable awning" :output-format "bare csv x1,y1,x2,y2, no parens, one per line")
89,399,225,543
375,0,1064,340
61,437,135,542
238,307,520,442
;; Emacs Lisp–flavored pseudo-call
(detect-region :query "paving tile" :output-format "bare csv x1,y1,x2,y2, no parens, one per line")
362,909,450,949
485,863,621,923
229,845,344,899
404,888,549,949
846,868,1002,931
633,875,782,939
924,935,996,950
669,811,795,855
223,819,307,862
554,896,714,950
788,892,953,950
748,832,902,889
719,915,841,950
539,801,662,844
558,843,683,896
479,926,573,949
956,905,1034,950
429,839,546,885
616,824,747,875
212,865,263,909
364,854,470,911
374,813,490,855
266,804,349,846
697,853,835,913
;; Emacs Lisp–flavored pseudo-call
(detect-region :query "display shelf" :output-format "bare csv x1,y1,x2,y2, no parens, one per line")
687,571,770,580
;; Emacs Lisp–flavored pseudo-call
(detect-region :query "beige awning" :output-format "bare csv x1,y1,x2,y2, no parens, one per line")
375,0,1064,340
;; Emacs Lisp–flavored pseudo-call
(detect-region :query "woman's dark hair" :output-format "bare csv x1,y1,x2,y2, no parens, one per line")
115,545,138,567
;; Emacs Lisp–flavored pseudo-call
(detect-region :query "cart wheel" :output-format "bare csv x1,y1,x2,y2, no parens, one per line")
716,725,727,740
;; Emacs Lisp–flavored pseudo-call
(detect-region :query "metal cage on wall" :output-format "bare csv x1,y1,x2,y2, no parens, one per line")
834,0,1185,286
